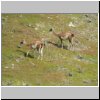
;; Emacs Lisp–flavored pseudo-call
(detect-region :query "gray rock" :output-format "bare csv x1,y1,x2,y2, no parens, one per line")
83,79,91,84
76,55,83,60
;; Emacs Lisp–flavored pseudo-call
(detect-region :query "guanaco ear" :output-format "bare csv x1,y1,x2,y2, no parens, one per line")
20,39,26,44
18,39,26,48
17,40,23,48
49,28,53,32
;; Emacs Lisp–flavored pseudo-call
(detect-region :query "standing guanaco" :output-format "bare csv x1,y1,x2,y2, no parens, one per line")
18,38,47,60
49,28,75,49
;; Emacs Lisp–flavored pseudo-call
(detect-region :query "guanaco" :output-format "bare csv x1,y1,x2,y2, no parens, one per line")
49,28,75,49
18,38,47,60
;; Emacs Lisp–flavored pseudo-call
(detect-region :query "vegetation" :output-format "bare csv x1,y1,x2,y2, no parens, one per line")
2,14,98,86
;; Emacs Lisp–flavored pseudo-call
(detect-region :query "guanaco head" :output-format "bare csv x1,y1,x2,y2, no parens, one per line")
49,28,56,36
49,28,56,34
49,28,53,32
17,39,26,48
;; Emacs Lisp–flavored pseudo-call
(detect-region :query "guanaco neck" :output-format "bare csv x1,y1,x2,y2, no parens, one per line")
52,30,59,37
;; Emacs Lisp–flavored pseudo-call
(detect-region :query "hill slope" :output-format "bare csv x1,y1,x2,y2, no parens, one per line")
2,14,98,86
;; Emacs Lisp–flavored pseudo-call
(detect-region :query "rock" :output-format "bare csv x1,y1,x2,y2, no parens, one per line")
35,27,38,30
83,79,91,84
11,64,14,69
76,55,84,60
5,66,9,69
87,20,92,23
68,22,76,27
16,59,20,63
48,17,50,19
28,24,32,27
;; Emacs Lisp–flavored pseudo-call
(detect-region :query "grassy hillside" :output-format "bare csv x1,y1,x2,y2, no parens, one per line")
2,14,98,86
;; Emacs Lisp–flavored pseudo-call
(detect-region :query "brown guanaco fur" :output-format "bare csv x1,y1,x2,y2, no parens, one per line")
18,38,47,60
49,28,74,49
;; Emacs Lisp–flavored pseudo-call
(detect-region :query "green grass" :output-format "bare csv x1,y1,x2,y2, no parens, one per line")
2,14,98,86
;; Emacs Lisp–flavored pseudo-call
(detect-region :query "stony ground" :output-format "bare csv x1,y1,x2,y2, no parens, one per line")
2,14,98,86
